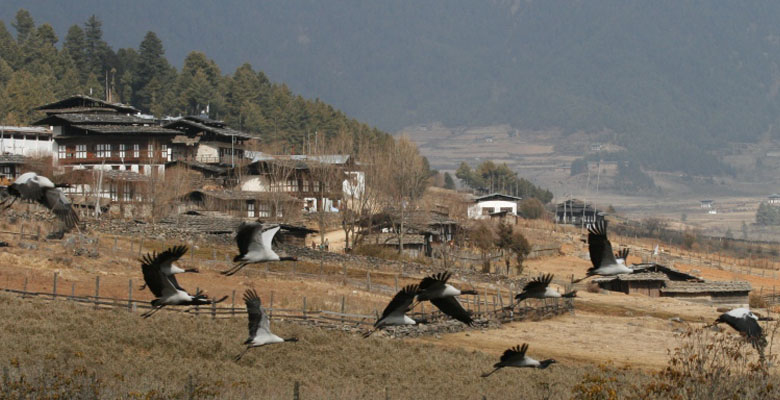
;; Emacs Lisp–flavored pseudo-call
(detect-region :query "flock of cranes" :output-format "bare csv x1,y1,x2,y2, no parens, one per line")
0,172,774,376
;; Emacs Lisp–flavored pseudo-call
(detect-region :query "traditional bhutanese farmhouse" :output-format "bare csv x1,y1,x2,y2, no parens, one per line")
467,193,521,219
182,189,299,220
594,263,750,306
555,199,604,225
34,95,180,175
0,153,26,183
34,95,258,175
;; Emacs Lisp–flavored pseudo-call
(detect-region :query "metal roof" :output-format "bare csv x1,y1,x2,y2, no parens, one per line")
661,280,751,294
71,124,181,135
35,95,139,114
34,113,152,126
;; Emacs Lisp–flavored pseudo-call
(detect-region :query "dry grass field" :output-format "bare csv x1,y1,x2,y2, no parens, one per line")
2,215,780,398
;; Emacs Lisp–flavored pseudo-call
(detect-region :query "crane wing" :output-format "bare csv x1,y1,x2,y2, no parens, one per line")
522,274,553,293
235,222,261,256
418,271,451,292
259,225,280,251
140,246,189,292
499,343,529,364
379,284,419,322
243,289,270,338
587,220,618,269
43,188,79,229
430,296,473,325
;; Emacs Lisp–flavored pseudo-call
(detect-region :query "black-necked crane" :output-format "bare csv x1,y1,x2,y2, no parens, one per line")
706,307,771,350
513,273,576,304
139,245,226,318
234,289,298,361
416,271,476,326
573,220,632,283
481,343,556,377
138,245,199,290
1,172,79,233
221,222,297,276
363,284,419,338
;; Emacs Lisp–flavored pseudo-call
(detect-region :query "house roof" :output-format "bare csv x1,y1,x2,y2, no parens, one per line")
165,160,227,174
661,280,751,294
159,214,243,234
97,170,149,182
0,126,52,136
164,118,256,140
185,189,298,202
474,193,522,202
369,233,427,245
593,272,669,283
0,153,27,164
33,113,154,126
35,95,139,114
769,193,780,199
70,124,181,135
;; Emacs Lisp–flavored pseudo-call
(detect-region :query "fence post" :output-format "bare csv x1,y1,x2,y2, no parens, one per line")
302,297,307,320
293,381,300,400
128,279,133,311
52,272,58,299
94,276,100,310
341,296,346,323
367,272,371,292
232,290,236,316
269,291,274,319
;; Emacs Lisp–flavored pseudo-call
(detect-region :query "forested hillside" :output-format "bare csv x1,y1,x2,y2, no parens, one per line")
4,2,780,175
0,10,390,150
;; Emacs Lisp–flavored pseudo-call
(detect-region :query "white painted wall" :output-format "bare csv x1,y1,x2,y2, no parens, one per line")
0,134,53,156
467,200,518,219
196,143,220,163
241,176,270,192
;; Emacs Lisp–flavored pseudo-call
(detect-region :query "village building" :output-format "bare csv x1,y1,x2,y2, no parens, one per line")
768,193,780,205
467,193,521,219
33,95,258,176
593,263,750,306
0,153,26,184
555,199,604,225
182,189,299,220
0,125,53,156
235,154,358,213
699,199,714,209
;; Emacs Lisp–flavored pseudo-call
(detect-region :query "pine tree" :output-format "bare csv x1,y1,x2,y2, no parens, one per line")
443,172,455,190
11,9,35,44
63,25,86,82
84,15,107,78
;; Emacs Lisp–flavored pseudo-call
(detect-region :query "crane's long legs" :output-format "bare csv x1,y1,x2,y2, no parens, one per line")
234,347,253,361
141,305,164,318
221,263,248,276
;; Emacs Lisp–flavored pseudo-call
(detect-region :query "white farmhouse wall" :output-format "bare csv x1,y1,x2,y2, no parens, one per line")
241,176,270,192
467,200,518,219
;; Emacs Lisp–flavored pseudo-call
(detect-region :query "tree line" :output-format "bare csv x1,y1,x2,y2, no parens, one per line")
0,9,390,151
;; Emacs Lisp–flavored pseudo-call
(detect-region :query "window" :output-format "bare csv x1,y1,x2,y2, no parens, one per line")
122,182,134,202
119,144,126,158
76,144,87,159
147,143,154,159
285,179,298,192
257,202,271,218
247,202,255,218
161,144,168,160
58,145,66,159
302,180,309,192
313,181,321,192
96,144,111,158
133,144,139,158
109,183,118,201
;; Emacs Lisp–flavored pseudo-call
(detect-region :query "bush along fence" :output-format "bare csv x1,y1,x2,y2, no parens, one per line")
0,272,575,337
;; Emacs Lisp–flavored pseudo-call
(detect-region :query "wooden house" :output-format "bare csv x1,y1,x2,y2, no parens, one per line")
593,263,750,306
0,153,26,184
182,189,299,220
34,95,181,174
555,199,604,225
235,154,355,213
163,115,256,166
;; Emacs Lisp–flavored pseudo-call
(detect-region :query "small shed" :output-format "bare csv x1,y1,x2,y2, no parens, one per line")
273,223,318,246
661,281,751,306
366,233,427,258
467,193,522,219
593,272,669,297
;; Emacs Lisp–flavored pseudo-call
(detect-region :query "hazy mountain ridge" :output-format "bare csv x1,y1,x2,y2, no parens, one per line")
3,1,780,174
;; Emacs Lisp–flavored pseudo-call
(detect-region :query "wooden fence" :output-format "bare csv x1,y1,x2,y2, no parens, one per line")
1,271,574,330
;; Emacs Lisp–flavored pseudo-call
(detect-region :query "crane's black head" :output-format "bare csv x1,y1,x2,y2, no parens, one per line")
538,359,557,369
